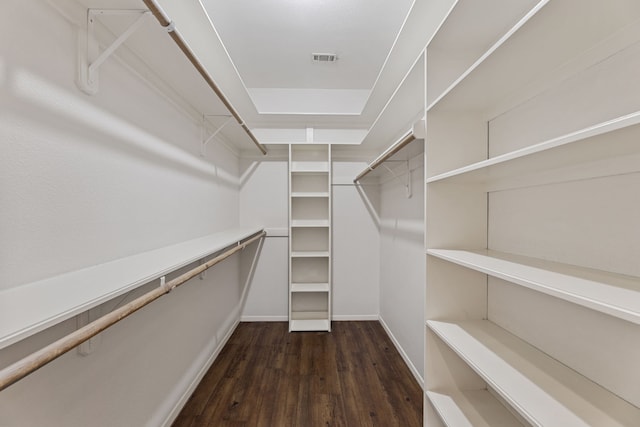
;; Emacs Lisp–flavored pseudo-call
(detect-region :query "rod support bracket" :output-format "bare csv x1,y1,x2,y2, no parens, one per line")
201,115,233,156
77,9,150,95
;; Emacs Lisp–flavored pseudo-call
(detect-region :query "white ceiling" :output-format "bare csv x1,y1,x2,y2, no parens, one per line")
201,0,413,90
200,0,413,116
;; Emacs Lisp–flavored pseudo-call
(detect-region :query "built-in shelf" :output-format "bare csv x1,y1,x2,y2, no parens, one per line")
428,0,640,113
427,249,640,325
290,220,330,228
290,283,330,293
0,227,264,350
427,320,640,427
426,111,640,190
426,389,523,427
289,144,331,332
291,192,330,198
290,162,329,173
291,251,330,258
290,316,330,332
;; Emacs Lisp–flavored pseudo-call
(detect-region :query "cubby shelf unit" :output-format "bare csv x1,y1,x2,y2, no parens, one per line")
288,144,332,332
424,0,640,425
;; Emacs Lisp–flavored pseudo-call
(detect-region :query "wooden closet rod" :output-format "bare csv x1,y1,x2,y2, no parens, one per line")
141,0,267,155
353,131,416,183
0,230,266,392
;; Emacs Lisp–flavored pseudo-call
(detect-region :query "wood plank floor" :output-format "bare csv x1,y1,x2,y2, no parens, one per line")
172,321,422,427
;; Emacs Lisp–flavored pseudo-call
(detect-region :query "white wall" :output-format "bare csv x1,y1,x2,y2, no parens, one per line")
377,152,425,385
239,154,289,321
0,1,248,425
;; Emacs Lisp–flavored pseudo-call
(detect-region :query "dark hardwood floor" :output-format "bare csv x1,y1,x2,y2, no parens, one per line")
172,321,422,427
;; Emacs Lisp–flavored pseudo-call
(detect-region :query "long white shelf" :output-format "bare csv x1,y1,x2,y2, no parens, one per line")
427,249,640,325
290,283,330,293
290,219,330,228
426,111,640,189
427,389,523,427
427,0,640,113
0,227,263,350
291,251,330,258
427,320,640,427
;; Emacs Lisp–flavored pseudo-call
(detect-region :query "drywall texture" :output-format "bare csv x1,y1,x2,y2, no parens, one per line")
0,1,246,425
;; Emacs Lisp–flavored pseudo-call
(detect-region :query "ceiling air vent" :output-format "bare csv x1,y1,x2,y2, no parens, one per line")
312,53,338,63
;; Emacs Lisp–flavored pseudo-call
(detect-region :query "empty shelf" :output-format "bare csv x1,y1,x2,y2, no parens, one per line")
290,162,329,173
290,283,330,293
290,317,330,332
0,227,264,350
291,251,330,258
427,249,640,325
291,192,330,198
291,220,330,228
426,111,640,189
427,320,640,427
427,389,523,427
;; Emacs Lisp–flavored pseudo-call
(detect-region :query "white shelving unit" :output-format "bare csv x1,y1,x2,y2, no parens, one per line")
0,227,264,350
424,0,640,425
289,144,332,332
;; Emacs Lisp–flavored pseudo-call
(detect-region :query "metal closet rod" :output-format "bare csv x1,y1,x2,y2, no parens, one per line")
353,130,416,183
141,0,267,155
0,230,266,392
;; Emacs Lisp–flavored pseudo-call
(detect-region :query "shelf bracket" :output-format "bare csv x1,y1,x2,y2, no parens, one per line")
76,307,102,356
78,9,150,95
382,162,412,198
201,115,233,156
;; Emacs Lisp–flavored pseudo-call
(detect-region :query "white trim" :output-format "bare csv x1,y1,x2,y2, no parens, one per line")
241,315,288,322
156,308,241,427
378,315,424,389
333,314,380,321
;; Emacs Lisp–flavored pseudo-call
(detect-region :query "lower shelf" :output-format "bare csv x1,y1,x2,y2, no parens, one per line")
427,319,640,427
290,312,330,332
427,389,523,427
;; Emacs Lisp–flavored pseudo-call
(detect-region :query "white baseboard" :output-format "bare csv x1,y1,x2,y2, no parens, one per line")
241,315,288,322
156,308,241,427
378,315,424,389
333,314,379,321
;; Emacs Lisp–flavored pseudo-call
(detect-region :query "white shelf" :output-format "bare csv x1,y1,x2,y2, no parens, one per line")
0,227,264,350
428,0,640,113
290,316,330,332
291,283,330,293
427,389,523,427
426,111,640,189
291,251,330,258
427,320,640,427
427,249,640,325
291,192,330,198
290,219,330,228
290,161,329,173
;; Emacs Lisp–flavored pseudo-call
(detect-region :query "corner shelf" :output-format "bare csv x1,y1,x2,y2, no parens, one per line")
428,249,640,325
289,144,332,332
0,227,264,350
427,320,640,427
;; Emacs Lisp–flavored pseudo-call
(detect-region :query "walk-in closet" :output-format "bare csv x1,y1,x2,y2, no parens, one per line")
2,1,639,426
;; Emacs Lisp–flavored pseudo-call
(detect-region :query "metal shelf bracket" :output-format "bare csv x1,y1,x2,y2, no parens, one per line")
78,9,150,95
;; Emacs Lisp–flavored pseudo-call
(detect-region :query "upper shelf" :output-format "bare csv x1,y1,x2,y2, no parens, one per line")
0,227,264,350
428,320,640,427
427,249,640,325
426,110,640,190
427,0,640,114
359,50,425,152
